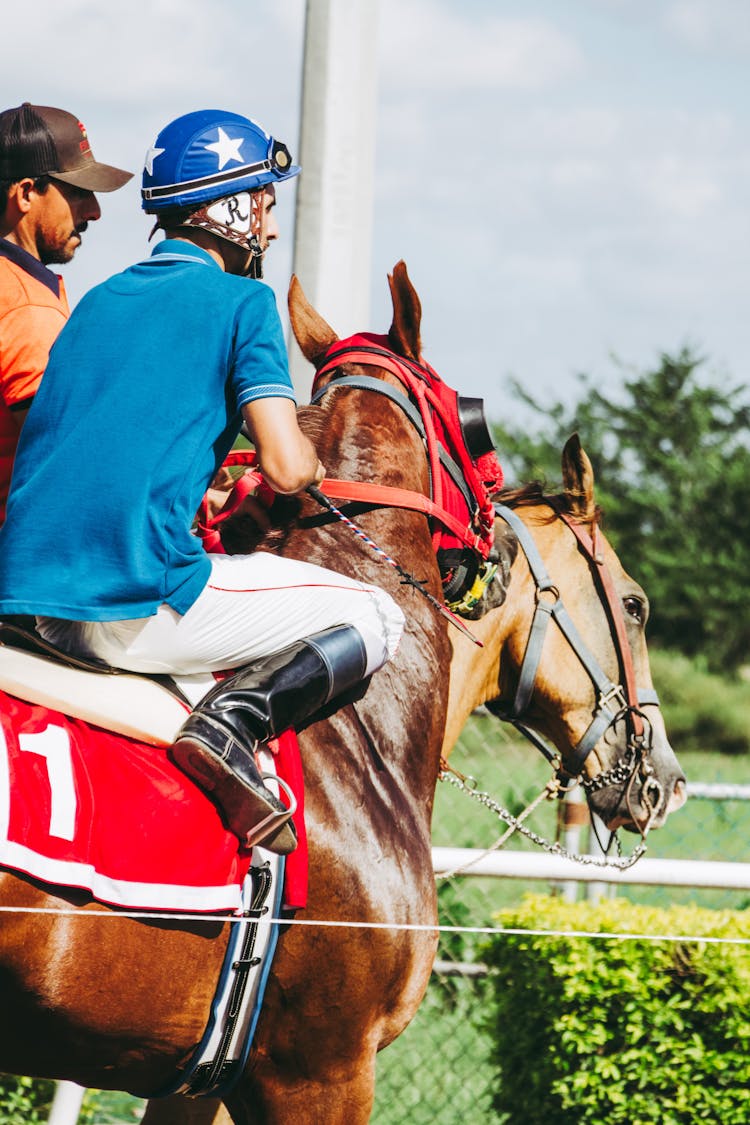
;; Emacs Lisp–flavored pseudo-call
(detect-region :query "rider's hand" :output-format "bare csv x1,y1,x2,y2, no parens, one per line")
242,398,325,496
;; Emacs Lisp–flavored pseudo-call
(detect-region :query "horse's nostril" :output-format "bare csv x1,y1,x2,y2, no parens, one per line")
669,778,687,812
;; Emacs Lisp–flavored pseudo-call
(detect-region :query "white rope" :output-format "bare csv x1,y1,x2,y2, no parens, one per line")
0,904,747,945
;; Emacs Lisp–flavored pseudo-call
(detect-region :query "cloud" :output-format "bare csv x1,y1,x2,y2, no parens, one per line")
372,65,750,414
4,2,304,115
5,0,749,416
379,0,583,92
664,0,750,55
2,2,305,312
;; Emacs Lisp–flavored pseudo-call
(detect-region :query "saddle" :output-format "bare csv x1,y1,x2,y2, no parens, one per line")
0,617,197,745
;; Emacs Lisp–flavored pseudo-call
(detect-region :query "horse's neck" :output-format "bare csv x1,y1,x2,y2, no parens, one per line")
298,396,436,577
441,507,547,755
442,599,515,755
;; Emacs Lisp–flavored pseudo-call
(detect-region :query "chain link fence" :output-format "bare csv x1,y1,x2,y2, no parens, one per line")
371,708,750,1124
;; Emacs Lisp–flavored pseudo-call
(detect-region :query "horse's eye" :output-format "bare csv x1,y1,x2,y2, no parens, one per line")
623,596,644,623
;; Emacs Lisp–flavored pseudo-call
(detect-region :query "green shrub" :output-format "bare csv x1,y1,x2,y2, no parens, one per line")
484,896,750,1125
0,1074,55,1124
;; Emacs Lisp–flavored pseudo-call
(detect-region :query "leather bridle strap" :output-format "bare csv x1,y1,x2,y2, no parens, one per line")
315,479,484,549
311,372,484,552
312,373,475,512
558,513,645,742
492,505,626,771
491,504,656,775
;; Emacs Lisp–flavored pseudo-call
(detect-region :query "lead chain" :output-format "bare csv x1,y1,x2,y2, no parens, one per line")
437,768,647,874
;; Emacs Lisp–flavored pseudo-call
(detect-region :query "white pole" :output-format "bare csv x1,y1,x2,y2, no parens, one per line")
290,0,380,401
559,787,588,903
47,1082,85,1125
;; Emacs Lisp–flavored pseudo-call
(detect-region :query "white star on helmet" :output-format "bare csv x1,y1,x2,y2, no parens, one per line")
205,127,245,170
144,146,165,175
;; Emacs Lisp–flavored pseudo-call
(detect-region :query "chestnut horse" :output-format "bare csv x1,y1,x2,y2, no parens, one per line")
0,266,684,1125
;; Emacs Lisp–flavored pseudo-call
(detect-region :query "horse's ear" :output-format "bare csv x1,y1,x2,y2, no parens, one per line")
288,275,339,368
561,433,597,520
387,261,422,362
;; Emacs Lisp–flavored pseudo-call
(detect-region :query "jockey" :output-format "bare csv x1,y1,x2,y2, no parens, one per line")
0,109,404,855
0,102,131,523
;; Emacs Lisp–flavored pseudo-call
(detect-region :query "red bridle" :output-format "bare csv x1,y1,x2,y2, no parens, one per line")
310,337,500,561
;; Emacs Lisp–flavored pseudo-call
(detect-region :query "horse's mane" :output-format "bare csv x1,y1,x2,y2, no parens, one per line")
496,480,569,512
297,403,327,446
495,480,602,524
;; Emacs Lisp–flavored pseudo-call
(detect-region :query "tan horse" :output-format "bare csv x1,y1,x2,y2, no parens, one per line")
137,271,685,1124
0,264,685,1124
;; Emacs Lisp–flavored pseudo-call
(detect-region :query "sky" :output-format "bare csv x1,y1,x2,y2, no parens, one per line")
4,0,749,422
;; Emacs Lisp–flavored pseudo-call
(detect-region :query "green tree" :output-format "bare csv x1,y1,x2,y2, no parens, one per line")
492,349,750,674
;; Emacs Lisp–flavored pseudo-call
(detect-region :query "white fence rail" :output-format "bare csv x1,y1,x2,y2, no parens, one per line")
433,781,750,893
432,848,750,891
687,782,750,800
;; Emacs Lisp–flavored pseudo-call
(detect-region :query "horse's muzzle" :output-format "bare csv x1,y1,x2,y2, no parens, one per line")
590,766,687,834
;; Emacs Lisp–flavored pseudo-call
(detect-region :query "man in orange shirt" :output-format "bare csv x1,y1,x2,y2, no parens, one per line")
0,102,131,521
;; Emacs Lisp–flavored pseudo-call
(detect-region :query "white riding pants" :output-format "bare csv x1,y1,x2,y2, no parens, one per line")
38,553,405,678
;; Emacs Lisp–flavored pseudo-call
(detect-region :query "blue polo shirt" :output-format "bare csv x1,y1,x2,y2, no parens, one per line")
0,239,295,620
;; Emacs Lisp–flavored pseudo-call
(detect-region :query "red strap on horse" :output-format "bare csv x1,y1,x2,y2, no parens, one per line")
316,347,448,537
199,469,485,556
195,451,269,554
315,342,497,557
198,434,487,558
319,478,485,551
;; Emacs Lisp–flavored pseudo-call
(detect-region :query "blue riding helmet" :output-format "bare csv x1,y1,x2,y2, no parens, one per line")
141,109,300,213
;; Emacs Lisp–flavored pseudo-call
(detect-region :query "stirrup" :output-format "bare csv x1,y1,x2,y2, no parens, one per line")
245,774,298,850
171,722,298,855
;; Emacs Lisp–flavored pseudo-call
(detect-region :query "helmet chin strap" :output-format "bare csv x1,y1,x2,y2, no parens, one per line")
178,189,268,277
244,247,264,279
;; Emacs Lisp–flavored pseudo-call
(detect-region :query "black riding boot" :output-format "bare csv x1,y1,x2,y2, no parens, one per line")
171,626,368,854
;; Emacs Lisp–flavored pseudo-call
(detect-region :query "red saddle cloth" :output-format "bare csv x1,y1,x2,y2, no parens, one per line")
0,690,307,912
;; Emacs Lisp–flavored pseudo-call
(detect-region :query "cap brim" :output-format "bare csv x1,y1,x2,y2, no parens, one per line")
53,162,133,192
274,163,301,182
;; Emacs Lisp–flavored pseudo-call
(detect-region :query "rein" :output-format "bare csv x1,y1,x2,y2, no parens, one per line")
489,503,663,827
306,486,483,646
